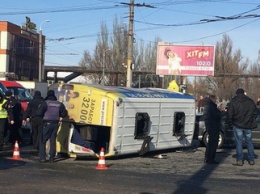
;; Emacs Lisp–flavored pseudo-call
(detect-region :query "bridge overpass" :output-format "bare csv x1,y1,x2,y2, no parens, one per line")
44,65,156,84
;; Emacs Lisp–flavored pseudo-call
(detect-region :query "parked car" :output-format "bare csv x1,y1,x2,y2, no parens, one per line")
0,81,33,142
195,112,260,148
0,81,8,94
0,81,33,113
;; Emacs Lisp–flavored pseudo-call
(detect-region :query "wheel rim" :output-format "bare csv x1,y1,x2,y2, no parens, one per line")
206,133,223,146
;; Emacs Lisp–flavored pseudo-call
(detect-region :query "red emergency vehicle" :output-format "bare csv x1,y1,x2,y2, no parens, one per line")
0,81,33,113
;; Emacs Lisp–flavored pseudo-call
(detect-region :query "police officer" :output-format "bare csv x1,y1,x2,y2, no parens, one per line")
0,92,8,150
37,90,67,163
23,91,44,150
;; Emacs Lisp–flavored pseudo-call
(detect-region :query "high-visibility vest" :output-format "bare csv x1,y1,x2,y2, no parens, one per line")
0,99,8,118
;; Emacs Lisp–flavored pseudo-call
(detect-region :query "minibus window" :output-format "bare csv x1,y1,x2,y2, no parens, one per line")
134,112,149,139
173,112,185,136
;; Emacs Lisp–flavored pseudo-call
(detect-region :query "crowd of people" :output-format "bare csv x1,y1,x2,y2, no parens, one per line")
198,89,260,166
0,89,67,163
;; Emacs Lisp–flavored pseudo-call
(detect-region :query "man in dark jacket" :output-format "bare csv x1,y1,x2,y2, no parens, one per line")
227,88,257,166
3,90,22,144
37,90,67,163
23,91,44,150
203,95,222,164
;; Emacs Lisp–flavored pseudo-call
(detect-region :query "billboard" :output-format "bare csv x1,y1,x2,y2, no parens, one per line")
156,43,215,76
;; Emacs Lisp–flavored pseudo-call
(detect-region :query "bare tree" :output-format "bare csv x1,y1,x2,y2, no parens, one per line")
247,49,260,101
195,34,248,101
79,50,92,68
79,17,161,86
108,18,128,85
79,18,128,85
133,37,162,87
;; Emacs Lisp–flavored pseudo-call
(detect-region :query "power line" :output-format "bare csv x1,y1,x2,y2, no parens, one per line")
46,12,260,43
0,5,124,15
47,33,97,42
46,53,79,55
172,18,260,43
134,14,260,27
134,18,260,44
134,4,260,27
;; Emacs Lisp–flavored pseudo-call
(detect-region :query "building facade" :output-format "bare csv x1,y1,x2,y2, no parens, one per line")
0,21,45,81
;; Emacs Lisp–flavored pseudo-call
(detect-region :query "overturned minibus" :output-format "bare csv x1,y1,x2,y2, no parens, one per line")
53,83,196,157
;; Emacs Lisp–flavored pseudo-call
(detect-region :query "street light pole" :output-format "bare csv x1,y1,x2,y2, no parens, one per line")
39,20,50,82
102,49,110,85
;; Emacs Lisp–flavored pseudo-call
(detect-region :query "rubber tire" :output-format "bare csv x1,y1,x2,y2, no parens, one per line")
203,131,224,148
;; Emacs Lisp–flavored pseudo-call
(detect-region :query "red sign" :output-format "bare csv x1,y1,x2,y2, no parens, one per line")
156,44,215,76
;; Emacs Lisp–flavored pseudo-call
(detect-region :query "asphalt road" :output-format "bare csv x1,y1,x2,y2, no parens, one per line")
1,143,260,194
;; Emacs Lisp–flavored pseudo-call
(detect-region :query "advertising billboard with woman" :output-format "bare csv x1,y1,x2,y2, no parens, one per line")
156,43,215,76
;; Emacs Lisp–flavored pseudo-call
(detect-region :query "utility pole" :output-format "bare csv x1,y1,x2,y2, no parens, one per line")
39,20,50,82
39,29,43,82
102,49,110,85
121,1,155,87
126,0,134,87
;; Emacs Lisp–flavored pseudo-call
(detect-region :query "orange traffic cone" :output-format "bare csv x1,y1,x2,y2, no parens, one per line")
11,141,22,160
95,147,108,170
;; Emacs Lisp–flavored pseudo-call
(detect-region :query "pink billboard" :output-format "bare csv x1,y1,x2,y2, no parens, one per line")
156,44,215,76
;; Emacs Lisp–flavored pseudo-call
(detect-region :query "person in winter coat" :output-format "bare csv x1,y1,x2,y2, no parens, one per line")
37,90,67,163
0,92,8,150
203,95,222,164
2,90,22,144
23,91,44,150
227,88,257,166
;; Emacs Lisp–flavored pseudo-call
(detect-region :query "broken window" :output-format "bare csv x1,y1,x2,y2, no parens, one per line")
134,112,149,139
173,112,185,136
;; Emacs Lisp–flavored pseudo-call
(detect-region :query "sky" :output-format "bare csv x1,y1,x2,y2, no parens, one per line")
1,0,260,69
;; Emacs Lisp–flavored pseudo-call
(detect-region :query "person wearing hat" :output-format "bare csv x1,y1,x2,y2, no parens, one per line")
2,90,22,144
37,90,67,163
227,88,258,166
23,90,44,150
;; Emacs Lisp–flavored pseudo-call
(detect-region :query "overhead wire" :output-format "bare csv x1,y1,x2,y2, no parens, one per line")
45,5,260,43
170,18,260,43
0,5,125,15
134,17,260,45
133,0,172,39
133,2,260,47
